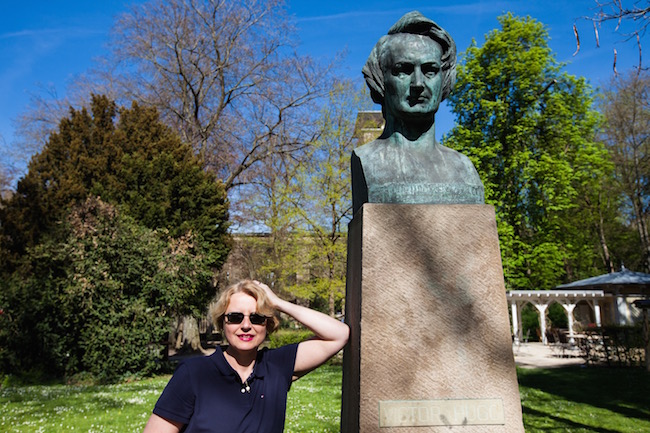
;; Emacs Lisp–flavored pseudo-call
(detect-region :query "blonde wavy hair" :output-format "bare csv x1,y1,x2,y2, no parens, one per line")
209,280,280,334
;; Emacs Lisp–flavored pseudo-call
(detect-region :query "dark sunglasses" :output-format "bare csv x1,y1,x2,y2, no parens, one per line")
224,312,268,325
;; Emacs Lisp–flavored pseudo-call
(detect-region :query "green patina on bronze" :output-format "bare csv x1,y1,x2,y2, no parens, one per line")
352,11,484,214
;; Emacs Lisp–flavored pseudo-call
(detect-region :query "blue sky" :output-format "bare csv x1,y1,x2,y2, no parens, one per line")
0,0,643,175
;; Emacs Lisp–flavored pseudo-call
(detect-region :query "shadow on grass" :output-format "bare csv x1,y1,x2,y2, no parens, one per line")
521,405,622,433
517,366,650,424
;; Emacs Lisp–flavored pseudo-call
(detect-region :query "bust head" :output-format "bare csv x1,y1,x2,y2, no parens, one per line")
362,11,456,118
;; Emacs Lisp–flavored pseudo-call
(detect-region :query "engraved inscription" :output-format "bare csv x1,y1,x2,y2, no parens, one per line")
367,183,484,206
379,399,505,427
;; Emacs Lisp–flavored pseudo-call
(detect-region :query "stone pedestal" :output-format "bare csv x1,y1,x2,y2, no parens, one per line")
341,204,524,432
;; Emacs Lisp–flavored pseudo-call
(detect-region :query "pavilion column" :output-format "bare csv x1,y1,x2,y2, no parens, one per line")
534,303,549,345
615,295,627,325
593,300,602,327
562,303,577,344
511,302,520,345
516,302,523,342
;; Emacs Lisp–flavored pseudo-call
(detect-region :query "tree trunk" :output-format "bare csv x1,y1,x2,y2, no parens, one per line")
597,202,615,273
631,192,650,272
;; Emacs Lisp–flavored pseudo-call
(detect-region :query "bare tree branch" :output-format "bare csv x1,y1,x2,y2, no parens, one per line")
573,23,581,56
579,0,649,71
12,0,337,221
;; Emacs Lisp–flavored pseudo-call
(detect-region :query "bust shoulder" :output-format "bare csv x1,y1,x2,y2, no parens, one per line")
351,139,485,214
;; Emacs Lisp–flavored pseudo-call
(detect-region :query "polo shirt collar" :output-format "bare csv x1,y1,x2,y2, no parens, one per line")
211,346,269,380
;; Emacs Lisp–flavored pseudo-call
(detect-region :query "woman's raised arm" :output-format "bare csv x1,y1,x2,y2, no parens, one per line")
257,282,350,379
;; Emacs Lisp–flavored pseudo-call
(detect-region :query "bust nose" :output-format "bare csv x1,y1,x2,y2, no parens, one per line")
411,67,424,89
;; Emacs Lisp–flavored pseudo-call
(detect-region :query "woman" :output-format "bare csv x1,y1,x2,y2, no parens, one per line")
143,279,350,433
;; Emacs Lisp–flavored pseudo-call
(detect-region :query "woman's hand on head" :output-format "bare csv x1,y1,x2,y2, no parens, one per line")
251,279,350,378
254,280,282,308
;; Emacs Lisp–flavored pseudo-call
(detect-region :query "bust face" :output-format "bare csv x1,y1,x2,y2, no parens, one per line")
382,33,443,121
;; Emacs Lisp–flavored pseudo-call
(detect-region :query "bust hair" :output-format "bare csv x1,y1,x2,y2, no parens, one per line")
210,279,280,334
362,11,457,108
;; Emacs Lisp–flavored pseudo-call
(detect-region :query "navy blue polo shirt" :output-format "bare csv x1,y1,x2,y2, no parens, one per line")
153,344,298,433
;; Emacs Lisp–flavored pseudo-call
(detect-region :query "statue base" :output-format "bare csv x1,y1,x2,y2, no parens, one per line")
341,204,524,432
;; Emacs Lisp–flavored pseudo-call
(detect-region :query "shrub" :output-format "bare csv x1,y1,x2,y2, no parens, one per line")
0,199,213,382
267,329,314,349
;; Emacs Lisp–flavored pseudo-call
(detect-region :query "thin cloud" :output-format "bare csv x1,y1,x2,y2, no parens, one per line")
296,10,406,23
0,27,102,40
296,2,519,23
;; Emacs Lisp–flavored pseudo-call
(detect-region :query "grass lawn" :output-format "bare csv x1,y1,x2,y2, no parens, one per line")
518,366,650,432
1,364,648,432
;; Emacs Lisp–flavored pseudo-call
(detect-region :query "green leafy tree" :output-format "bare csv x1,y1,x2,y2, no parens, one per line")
0,198,214,381
227,82,369,316
444,14,614,289
231,147,305,294
288,81,367,315
1,95,230,272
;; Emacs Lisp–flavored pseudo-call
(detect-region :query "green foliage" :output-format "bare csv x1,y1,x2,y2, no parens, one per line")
444,14,615,289
266,329,314,349
285,81,367,314
547,302,568,328
0,95,230,381
234,81,367,315
521,304,540,341
0,94,230,271
0,198,216,382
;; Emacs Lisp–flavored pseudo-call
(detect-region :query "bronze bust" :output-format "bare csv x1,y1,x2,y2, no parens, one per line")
352,11,484,215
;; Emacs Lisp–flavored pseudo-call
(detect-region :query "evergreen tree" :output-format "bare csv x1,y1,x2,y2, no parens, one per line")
1,95,230,271
0,95,230,380
444,14,614,289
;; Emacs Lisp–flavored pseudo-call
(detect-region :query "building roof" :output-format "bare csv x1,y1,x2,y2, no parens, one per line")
507,289,608,300
555,267,650,295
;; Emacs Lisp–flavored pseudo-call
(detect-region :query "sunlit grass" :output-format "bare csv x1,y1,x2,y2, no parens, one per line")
2,364,649,432
285,364,341,433
0,377,166,432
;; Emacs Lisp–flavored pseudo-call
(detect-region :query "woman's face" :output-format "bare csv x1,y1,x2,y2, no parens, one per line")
223,292,267,353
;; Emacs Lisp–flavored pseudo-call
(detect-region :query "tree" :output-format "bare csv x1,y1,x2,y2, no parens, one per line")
444,14,614,289
90,0,330,191
235,150,305,294
0,133,15,201
0,197,215,381
0,94,230,381
11,0,334,228
287,81,367,315
599,70,650,270
1,95,230,274
222,81,369,316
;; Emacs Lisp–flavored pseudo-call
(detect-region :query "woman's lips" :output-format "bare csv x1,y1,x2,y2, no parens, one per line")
238,334,254,341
